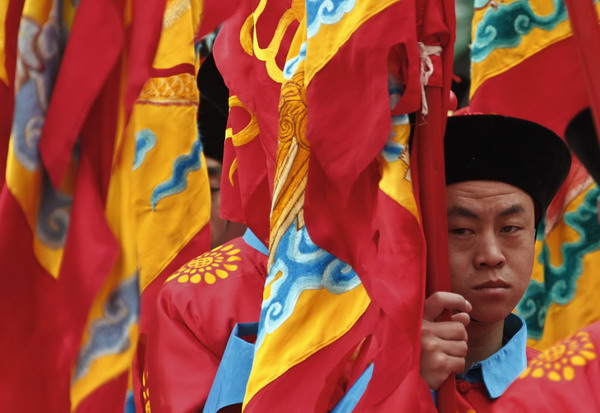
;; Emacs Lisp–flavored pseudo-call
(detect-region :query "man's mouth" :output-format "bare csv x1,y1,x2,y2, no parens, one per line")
474,280,509,290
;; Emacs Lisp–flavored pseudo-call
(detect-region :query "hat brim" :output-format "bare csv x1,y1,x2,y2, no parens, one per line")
445,114,571,215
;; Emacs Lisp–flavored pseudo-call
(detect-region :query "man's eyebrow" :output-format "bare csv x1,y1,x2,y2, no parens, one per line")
498,204,526,217
447,206,479,219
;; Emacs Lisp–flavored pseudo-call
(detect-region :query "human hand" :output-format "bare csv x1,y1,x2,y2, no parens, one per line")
420,291,472,390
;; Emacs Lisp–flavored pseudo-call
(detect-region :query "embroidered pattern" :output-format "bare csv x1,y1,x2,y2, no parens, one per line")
163,0,191,29
471,0,569,62
518,186,600,339
137,73,198,106
283,42,307,79
150,133,202,211
133,129,157,171
257,223,361,349
239,1,303,83
381,115,409,164
306,0,357,38
73,276,140,381
165,243,242,285
141,370,152,413
520,331,597,382
36,174,72,249
12,15,63,171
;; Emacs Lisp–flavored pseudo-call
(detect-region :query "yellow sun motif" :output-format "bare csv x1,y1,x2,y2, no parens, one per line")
520,331,596,382
164,243,242,285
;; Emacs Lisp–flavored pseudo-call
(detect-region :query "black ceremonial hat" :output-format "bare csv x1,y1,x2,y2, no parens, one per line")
565,108,600,185
444,114,571,216
198,52,229,163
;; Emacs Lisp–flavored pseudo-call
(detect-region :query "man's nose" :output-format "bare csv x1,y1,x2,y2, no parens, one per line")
474,232,505,268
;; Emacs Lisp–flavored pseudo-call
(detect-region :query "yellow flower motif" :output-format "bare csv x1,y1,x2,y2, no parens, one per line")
165,243,242,285
520,331,596,382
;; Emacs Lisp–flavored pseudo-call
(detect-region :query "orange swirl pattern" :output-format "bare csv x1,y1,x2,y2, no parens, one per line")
269,69,309,265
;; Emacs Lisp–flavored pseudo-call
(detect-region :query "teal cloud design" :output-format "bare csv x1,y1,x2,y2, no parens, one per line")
472,0,569,63
150,134,203,211
518,186,600,340
306,0,357,38
133,129,157,171
73,275,139,381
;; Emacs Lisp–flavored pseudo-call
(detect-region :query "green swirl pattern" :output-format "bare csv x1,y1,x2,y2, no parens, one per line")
518,186,600,339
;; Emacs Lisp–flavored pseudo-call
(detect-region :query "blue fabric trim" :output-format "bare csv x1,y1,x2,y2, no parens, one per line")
243,229,268,256
458,313,528,399
331,363,374,413
203,323,258,413
124,390,136,413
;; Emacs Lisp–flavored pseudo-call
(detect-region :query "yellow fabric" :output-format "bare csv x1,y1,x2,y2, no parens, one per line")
243,7,372,403
71,56,137,409
524,183,600,351
5,0,77,279
71,0,210,407
249,0,304,83
0,0,9,86
130,100,210,292
245,285,371,404
470,1,600,96
378,120,419,219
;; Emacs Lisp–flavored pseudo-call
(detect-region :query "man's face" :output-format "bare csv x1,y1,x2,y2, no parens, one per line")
446,180,536,324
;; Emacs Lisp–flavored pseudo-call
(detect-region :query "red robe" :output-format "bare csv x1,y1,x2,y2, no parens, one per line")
492,321,600,412
456,347,540,412
144,235,267,413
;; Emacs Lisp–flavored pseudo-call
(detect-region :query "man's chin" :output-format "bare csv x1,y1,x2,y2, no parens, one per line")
469,311,510,325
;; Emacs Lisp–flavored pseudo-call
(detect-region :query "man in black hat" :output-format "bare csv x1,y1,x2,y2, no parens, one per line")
420,114,571,411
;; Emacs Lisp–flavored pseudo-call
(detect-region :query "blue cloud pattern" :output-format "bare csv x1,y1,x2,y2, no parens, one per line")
73,275,140,381
133,129,157,171
256,223,362,349
306,0,356,38
150,134,202,211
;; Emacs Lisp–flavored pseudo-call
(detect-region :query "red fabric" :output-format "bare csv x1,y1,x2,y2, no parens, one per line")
302,0,455,409
144,237,267,413
39,0,126,187
0,140,118,412
492,324,600,412
123,0,166,116
564,0,600,147
218,101,272,243
213,0,292,242
74,372,129,413
195,0,239,39
132,225,211,413
455,347,540,412
470,38,588,138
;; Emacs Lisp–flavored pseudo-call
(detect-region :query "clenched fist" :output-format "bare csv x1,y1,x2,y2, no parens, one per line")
420,291,472,390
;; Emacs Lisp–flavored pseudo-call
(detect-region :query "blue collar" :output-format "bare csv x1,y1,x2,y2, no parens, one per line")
242,228,268,255
457,313,528,399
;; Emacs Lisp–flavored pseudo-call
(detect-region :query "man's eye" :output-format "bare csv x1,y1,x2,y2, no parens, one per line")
449,228,473,235
501,225,521,233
